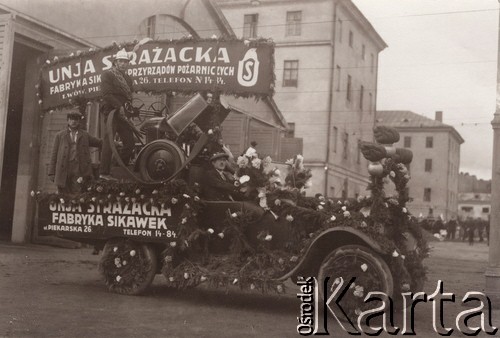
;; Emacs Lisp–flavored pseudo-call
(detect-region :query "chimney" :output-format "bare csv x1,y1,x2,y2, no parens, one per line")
435,111,443,122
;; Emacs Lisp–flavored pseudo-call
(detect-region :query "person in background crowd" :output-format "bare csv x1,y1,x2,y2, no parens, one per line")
99,48,135,181
461,218,470,242
487,219,490,245
203,152,240,201
48,111,101,194
467,222,475,246
477,218,485,242
446,215,458,240
433,217,444,235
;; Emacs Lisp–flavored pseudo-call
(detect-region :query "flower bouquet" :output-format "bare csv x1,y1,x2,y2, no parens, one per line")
285,154,312,190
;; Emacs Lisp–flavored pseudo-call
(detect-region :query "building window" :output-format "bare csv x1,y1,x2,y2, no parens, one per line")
424,188,432,202
346,75,352,102
461,206,473,212
359,85,364,110
426,136,434,148
370,53,374,73
283,60,299,87
146,16,156,38
286,11,302,36
404,136,412,148
333,126,338,153
243,14,258,38
140,14,193,40
338,19,342,42
362,44,365,60
483,207,490,213
368,93,372,114
336,65,341,91
348,30,353,47
425,159,432,172
342,132,349,159
286,122,295,138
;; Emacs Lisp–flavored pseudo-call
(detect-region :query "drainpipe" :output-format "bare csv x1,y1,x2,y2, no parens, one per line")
325,0,338,197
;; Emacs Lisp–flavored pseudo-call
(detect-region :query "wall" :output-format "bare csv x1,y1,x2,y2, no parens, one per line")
393,129,460,219
0,11,94,242
459,173,491,193
219,0,383,197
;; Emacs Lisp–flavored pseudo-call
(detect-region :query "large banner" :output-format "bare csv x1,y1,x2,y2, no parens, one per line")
38,200,182,242
40,39,275,110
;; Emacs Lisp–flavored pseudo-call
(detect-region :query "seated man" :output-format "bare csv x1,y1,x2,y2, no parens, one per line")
203,152,240,201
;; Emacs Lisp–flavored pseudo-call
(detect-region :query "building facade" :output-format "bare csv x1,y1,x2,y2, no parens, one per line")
217,0,387,197
376,110,464,220
458,173,491,222
0,4,96,242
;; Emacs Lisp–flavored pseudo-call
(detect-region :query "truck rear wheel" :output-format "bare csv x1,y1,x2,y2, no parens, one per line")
99,239,158,295
317,245,393,321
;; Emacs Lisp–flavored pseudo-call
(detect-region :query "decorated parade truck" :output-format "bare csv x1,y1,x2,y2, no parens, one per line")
34,37,428,320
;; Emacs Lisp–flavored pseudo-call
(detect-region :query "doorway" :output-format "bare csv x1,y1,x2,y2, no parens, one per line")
0,41,40,240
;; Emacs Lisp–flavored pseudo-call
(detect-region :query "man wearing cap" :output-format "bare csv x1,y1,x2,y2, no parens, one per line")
48,111,102,193
99,48,135,180
204,152,240,201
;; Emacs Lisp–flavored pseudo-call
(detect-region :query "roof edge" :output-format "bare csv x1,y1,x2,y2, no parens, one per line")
0,3,97,48
340,0,388,51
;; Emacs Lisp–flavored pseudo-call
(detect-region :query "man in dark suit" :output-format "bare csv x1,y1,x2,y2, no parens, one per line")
48,111,101,193
99,48,135,180
203,153,240,201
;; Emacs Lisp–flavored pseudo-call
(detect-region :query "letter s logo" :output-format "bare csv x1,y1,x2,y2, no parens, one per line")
237,48,259,87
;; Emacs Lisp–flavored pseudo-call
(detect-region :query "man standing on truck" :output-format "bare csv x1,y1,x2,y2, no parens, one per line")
48,111,102,193
99,48,135,181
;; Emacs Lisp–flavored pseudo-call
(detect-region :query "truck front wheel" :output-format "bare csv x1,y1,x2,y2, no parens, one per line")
317,245,393,321
99,239,158,295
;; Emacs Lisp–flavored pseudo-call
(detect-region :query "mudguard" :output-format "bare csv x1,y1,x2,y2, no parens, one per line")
277,226,386,281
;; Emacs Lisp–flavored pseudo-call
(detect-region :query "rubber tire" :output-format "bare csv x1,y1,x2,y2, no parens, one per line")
138,140,186,182
99,239,158,295
317,245,394,319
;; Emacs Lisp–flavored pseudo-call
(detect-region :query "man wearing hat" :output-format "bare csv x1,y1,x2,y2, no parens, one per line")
48,111,102,193
203,152,240,201
99,48,135,180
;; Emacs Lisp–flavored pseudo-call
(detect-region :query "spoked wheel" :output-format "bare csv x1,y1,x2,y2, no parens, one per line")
99,238,158,295
138,140,186,182
317,245,393,321
149,101,170,118
130,98,147,127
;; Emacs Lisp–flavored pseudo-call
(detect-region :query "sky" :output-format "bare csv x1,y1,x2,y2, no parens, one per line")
352,0,499,180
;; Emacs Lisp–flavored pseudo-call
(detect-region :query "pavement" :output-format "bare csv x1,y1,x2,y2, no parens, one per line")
0,239,498,337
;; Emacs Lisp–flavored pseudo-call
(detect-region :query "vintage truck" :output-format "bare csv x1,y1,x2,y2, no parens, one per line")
37,94,427,320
